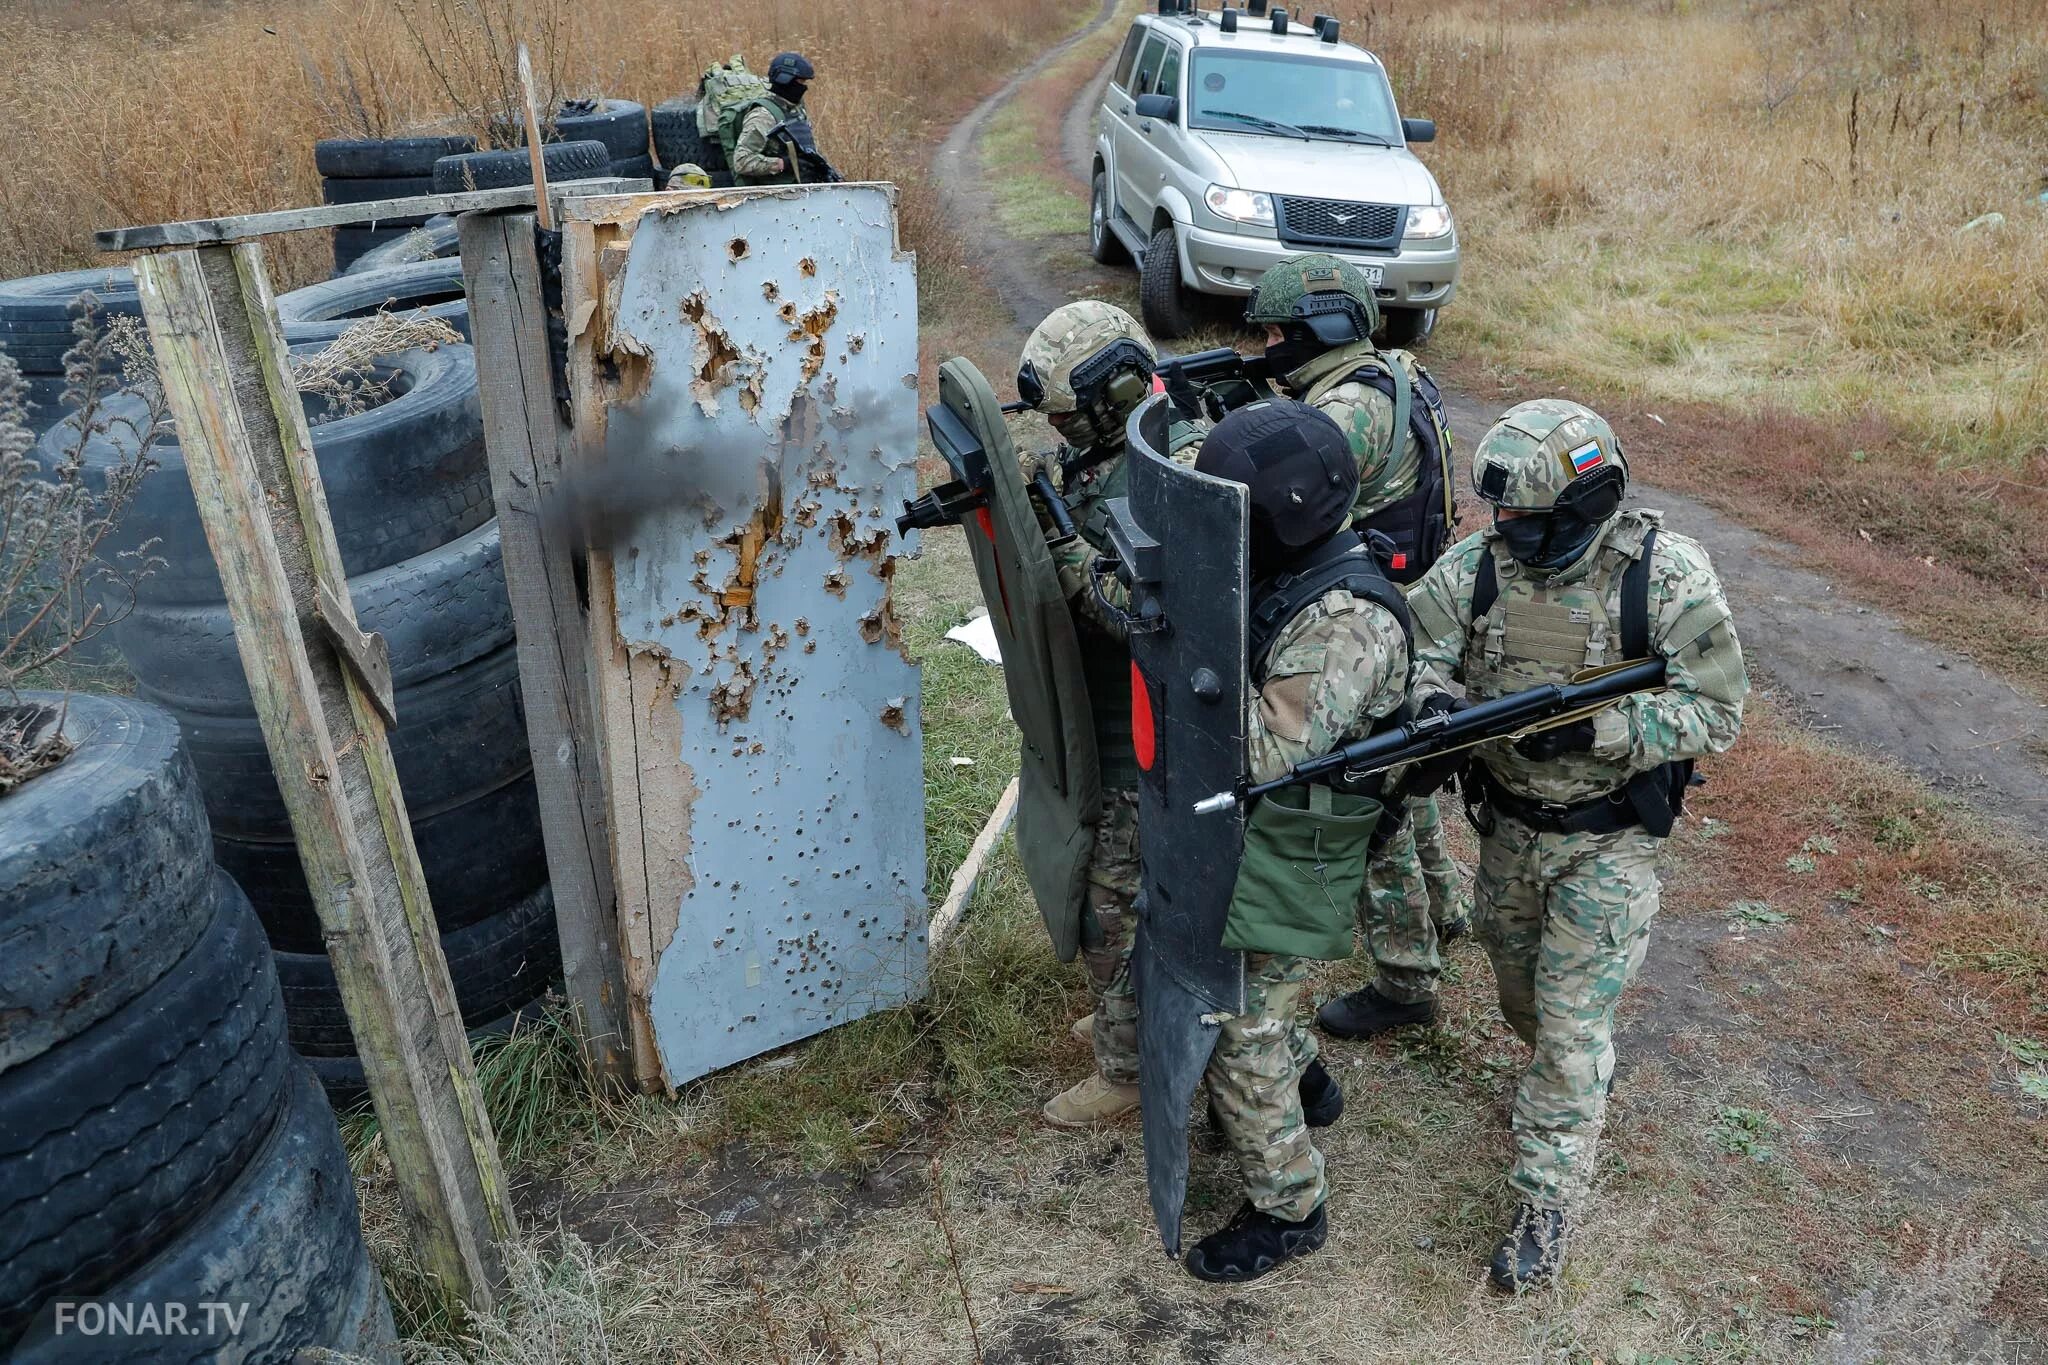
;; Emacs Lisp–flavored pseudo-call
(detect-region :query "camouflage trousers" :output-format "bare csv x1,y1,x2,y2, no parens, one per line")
1079,789,1141,1085
1475,813,1661,1209
1208,952,1325,1220
1358,794,1471,1005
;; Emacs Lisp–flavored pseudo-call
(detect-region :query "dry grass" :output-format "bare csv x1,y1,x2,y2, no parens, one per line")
1338,0,2048,472
0,0,1086,290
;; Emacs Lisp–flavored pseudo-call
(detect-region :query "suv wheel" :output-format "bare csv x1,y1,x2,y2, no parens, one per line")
1090,172,1127,266
1379,307,1436,349
1139,225,1192,340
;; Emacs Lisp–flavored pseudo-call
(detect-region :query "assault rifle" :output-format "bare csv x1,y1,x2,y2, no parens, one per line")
1154,346,1273,423
771,119,845,183
1192,658,1669,815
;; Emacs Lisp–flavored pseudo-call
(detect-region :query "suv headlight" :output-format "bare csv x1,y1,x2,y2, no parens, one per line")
1205,184,1275,227
1405,204,1454,239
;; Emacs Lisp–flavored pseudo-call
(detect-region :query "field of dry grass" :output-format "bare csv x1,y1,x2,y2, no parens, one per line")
1348,0,2048,467
0,0,1086,293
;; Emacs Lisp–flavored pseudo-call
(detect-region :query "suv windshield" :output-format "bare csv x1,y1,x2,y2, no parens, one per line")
1187,51,1400,144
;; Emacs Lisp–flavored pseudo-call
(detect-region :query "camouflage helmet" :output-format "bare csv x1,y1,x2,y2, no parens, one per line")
667,163,713,190
1244,252,1381,343
1471,399,1628,512
1017,300,1156,416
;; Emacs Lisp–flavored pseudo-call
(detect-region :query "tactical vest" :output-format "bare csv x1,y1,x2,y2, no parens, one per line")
726,96,806,184
1301,347,1456,587
1463,510,1692,825
1067,452,1140,790
1222,533,1413,960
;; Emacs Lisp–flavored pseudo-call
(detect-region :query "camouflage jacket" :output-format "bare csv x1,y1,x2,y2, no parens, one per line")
1285,341,1421,521
1247,590,1411,785
1039,429,1201,638
732,95,806,182
1407,508,1748,804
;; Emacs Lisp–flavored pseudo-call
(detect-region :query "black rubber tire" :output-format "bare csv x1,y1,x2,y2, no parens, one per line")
1089,170,1127,266
276,256,470,341
1139,225,1193,340
20,374,70,436
315,133,477,179
0,875,293,1343
652,97,725,171
551,98,650,162
167,635,531,840
1377,307,1435,349
331,226,413,275
277,882,560,1055
341,216,461,275
119,516,511,711
0,269,140,375
319,172,432,206
431,138,609,193
57,341,490,606
611,152,658,183
0,693,214,1074
709,168,737,189
214,764,548,953
9,1068,398,1365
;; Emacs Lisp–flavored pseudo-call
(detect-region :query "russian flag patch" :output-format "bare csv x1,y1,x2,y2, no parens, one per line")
1565,440,1606,476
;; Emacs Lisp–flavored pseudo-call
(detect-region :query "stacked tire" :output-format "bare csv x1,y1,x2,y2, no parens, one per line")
0,692,397,1362
652,97,736,187
43,335,561,1099
277,256,472,341
0,267,142,436
315,134,478,276
551,98,654,182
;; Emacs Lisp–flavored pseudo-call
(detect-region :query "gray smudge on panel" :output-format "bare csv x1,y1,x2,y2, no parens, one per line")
599,187,927,1086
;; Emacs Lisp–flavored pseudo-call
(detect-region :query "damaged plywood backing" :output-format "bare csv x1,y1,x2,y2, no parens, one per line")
564,186,926,1090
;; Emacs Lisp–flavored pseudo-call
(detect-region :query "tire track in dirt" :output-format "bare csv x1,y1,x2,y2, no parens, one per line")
940,35,2048,830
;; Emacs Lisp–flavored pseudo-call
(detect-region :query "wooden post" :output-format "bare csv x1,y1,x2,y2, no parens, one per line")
457,209,632,1083
130,241,515,1313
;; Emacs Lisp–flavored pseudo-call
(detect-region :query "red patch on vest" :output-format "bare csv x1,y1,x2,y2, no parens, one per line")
1131,662,1157,772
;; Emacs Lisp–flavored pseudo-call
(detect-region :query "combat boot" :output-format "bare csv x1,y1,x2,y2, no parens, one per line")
1435,915,1472,944
1488,1204,1568,1293
1184,1201,1327,1283
1316,984,1437,1039
1069,1011,1096,1044
1042,1073,1138,1128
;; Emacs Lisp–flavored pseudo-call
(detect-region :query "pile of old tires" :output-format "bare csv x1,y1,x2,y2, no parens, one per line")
0,267,142,436
319,101,652,276
37,325,560,1099
0,692,397,1362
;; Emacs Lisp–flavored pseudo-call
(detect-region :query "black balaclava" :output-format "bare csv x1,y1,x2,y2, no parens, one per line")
768,51,814,104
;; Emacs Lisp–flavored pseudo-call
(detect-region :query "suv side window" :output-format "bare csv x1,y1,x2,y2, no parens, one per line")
1153,44,1183,100
1131,33,1168,97
1111,24,1146,91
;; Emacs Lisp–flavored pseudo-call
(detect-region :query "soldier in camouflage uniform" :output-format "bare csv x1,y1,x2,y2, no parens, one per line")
1013,301,1159,1127
1243,254,1472,1039
1405,399,1747,1290
1174,398,1406,1281
730,52,817,186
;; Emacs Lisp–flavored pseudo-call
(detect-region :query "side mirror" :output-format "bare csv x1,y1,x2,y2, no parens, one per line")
1134,93,1180,124
1402,116,1436,144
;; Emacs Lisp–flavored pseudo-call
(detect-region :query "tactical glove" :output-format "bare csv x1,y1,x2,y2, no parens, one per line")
1513,717,1597,762
1392,693,1470,799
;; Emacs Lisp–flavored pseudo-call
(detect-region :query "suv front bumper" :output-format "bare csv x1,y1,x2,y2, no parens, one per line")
1181,224,1460,310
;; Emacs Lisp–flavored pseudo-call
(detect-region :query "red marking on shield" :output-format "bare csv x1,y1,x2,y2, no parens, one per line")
976,506,1011,620
974,507,996,542
1131,662,1157,772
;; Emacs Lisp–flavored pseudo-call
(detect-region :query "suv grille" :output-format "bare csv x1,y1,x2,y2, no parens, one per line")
1277,197,1403,251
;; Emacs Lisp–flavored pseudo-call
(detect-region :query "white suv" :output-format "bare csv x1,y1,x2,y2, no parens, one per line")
1091,3,1459,345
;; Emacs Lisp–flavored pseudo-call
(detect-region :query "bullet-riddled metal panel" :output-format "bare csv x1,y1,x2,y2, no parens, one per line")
586,187,926,1087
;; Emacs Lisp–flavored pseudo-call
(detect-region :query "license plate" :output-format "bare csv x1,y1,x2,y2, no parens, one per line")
1357,265,1384,288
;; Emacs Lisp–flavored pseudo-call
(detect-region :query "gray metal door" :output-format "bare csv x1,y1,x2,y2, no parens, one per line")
568,185,928,1088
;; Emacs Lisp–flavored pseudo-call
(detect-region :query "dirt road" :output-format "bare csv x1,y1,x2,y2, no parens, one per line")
930,28,2048,830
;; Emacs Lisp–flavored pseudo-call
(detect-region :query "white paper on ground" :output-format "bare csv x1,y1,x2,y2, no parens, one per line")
944,611,1003,666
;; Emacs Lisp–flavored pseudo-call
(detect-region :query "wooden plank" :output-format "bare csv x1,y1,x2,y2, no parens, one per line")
96,177,650,252
131,242,516,1315
928,777,1020,957
456,209,630,1083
